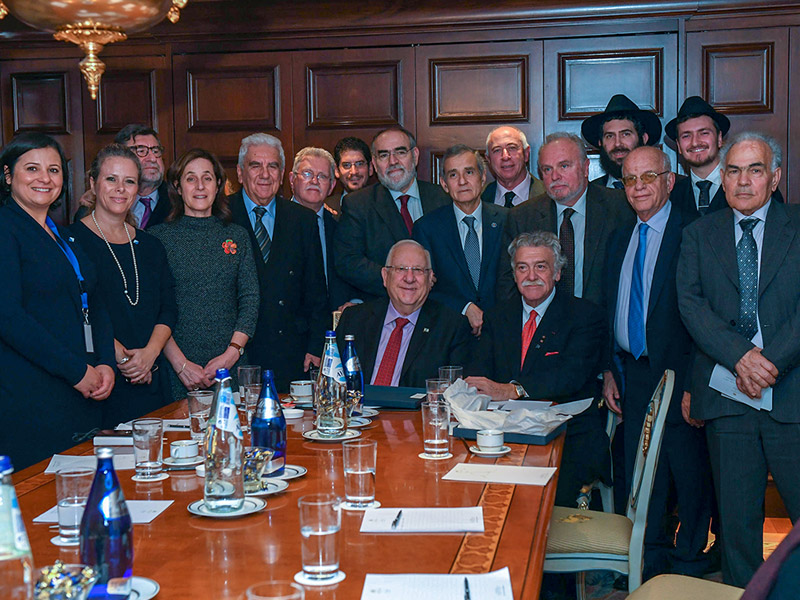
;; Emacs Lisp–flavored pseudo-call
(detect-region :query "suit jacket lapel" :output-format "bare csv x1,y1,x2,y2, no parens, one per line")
647,208,682,318
609,224,633,323
480,206,503,286
503,301,524,375
708,210,739,290
759,201,794,296
442,209,474,289
583,186,606,287
374,186,410,241
401,303,434,381
362,299,389,380
708,186,728,213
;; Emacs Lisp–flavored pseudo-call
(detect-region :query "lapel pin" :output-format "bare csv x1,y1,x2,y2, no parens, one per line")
491,222,497,228
423,327,430,333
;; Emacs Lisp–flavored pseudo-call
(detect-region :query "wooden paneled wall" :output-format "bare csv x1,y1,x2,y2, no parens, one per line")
0,0,798,222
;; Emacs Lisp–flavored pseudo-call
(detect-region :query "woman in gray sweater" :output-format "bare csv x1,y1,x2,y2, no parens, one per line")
150,148,259,399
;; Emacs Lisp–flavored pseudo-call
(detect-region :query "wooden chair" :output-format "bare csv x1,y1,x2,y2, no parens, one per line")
626,574,743,600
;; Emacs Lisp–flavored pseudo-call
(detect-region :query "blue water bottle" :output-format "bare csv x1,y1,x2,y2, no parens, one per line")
342,334,364,416
251,369,286,477
79,447,133,599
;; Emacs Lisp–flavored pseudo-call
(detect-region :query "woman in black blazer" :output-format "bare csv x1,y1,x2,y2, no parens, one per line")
0,133,116,470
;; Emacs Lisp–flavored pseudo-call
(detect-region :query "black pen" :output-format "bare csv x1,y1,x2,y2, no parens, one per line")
464,576,471,600
391,510,403,529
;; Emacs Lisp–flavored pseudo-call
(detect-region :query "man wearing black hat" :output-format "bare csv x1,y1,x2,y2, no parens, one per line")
582,94,663,189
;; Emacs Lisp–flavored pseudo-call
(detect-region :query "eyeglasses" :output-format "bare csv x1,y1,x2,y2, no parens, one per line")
295,170,331,184
620,170,670,188
340,160,368,170
384,265,430,277
129,144,164,158
375,148,410,161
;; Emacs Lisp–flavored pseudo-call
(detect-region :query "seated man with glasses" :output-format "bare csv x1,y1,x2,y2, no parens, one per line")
336,239,472,388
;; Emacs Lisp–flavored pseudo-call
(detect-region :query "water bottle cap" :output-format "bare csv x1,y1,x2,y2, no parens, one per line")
325,330,336,337
0,455,12,474
216,368,230,379
95,447,114,459
344,335,355,341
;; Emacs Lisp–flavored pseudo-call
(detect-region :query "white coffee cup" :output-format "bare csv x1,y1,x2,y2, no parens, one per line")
290,380,314,401
476,429,504,453
170,439,199,460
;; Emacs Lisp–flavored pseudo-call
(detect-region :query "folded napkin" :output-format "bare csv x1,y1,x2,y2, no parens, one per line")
442,378,491,411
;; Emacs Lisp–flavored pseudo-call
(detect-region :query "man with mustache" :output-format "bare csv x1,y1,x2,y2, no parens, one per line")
326,136,373,215
582,95,662,190
334,126,449,300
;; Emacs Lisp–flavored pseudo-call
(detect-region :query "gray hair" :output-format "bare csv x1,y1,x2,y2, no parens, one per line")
292,147,335,178
537,132,588,170
238,133,285,171
485,126,529,152
439,144,486,180
508,231,567,274
385,239,432,270
720,131,782,172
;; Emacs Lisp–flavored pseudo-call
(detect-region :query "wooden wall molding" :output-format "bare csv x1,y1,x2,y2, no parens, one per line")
702,42,774,114
11,72,69,134
95,70,157,134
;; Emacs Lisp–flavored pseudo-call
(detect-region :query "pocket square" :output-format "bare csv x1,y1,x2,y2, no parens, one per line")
545,351,559,357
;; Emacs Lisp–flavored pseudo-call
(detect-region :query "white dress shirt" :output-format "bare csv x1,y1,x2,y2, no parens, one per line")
690,162,722,210
494,173,532,207
389,179,423,222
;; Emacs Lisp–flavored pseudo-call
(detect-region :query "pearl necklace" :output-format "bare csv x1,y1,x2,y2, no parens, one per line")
91,210,140,306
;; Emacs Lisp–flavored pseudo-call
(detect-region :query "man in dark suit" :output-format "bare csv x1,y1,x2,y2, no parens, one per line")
467,231,609,505
325,136,373,216
333,126,450,301
336,239,472,388
414,145,506,336
229,133,329,391
582,95,662,189
498,132,632,306
480,125,545,207
603,146,713,579
289,146,358,313
677,132,800,587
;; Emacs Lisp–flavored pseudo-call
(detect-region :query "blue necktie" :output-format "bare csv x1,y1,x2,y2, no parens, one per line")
628,222,649,358
463,215,480,290
612,181,625,190
736,218,759,340
253,206,271,263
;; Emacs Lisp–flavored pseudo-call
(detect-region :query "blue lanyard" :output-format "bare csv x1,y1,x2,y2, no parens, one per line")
45,217,89,316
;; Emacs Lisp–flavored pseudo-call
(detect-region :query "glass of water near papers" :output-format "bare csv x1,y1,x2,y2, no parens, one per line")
297,493,343,584
342,439,378,510
420,401,451,459
55,467,94,544
187,390,214,441
246,581,304,600
438,365,463,385
131,418,164,480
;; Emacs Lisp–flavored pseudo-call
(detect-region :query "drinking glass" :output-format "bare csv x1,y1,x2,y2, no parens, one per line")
132,418,164,479
238,365,261,396
298,493,342,581
342,439,378,510
55,468,94,544
241,383,262,442
246,581,304,600
187,390,214,441
421,401,451,458
425,378,449,403
438,365,463,385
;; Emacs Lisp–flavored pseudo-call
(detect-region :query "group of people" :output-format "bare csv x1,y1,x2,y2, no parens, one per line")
1,91,797,593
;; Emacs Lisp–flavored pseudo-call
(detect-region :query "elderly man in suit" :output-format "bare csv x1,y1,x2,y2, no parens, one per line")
229,133,328,391
480,125,545,207
603,146,713,579
498,132,632,306
678,132,800,587
414,144,506,336
336,239,472,388
467,231,609,505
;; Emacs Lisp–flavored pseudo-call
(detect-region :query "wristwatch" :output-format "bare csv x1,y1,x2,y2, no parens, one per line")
510,380,527,399
228,342,245,357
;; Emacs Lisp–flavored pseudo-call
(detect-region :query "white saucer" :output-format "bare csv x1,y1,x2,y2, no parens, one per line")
469,445,511,457
302,429,361,442
187,497,266,518
50,535,78,547
294,570,346,586
130,576,160,600
418,452,454,460
164,455,203,467
246,478,289,496
276,464,308,480
360,408,379,417
283,408,304,419
132,472,169,482
347,417,372,428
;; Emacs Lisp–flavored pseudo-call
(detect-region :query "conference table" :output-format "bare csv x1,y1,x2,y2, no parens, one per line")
14,400,563,599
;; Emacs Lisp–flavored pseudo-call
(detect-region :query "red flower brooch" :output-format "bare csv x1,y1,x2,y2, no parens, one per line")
222,239,238,254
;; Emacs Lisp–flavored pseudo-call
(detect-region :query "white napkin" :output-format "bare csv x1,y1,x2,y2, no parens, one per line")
442,378,491,411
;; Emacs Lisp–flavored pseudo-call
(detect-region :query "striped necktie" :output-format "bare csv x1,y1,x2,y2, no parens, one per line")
253,206,271,263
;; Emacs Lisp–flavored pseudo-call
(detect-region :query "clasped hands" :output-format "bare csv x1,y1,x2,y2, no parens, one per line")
735,347,778,399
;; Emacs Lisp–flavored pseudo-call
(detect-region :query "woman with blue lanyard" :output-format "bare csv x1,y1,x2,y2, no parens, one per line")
0,133,116,470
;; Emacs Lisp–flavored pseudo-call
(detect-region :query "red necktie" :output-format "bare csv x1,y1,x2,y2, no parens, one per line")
520,310,538,369
373,317,410,386
398,195,414,235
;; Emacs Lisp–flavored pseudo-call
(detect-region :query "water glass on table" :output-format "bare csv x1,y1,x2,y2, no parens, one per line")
438,365,463,385
246,581,304,600
342,439,378,510
421,401,451,458
187,390,214,441
237,365,261,430
132,418,164,479
426,378,449,403
55,468,94,545
298,493,342,582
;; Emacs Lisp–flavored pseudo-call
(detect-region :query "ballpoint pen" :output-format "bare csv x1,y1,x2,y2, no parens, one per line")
391,509,403,529
464,576,471,600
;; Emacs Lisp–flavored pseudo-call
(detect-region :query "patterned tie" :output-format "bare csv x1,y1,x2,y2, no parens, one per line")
628,222,649,359
696,180,713,215
252,206,271,263
559,207,576,297
520,309,538,369
373,317,410,386
612,181,625,190
398,194,414,235
462,215,480,290
504,191,516,208
736,218,759,340
138,196,153,229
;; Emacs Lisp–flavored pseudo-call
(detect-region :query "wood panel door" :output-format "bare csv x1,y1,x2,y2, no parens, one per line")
415,41,544,185
543,33,679,180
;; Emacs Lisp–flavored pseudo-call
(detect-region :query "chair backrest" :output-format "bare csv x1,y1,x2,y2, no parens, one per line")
626,370,675,585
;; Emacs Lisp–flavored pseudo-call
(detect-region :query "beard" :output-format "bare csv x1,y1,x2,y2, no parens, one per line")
377,164,416,192
682,147,719,170
599,148,623,180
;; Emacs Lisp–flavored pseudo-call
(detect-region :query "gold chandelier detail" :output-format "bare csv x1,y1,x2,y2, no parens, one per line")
0,0,188,100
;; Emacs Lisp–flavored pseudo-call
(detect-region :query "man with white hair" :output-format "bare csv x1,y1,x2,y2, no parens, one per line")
480,125,546,207
229,133,328,391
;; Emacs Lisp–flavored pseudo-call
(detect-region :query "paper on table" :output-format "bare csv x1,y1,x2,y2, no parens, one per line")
116,418,192,431
496,399,553,411
710,364,773,411
359,507,484,533
34,500,173,524
45,453,135,474
361,567,513,599
442,463,556,486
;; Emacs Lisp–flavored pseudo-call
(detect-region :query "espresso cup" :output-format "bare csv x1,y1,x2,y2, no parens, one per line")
290,380,314,402
476,429,504,453
170,439,199,460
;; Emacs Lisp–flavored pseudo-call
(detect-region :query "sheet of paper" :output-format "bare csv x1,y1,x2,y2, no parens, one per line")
45,453,135,474
116,418,192,432
442,463,556,487
360,507,484,533
361,567,513,600
552,397,594,416
34,500,173,525
495,399,553,411
710,364,773,411
410,393,427,399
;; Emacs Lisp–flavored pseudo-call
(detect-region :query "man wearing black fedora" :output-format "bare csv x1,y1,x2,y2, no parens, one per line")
582,94,662,189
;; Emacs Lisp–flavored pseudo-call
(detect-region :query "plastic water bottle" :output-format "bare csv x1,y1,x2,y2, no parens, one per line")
316,330,347,437
342,334,364,416
0,456,33,600
251,369,286,477
204,368,245,512
79,447,133,600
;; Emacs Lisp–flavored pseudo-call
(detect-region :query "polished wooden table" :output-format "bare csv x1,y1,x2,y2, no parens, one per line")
14,402,563,599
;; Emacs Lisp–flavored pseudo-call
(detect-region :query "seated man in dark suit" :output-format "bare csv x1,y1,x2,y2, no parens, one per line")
467,231,609,505
336,239,472,388
414,144,507,336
